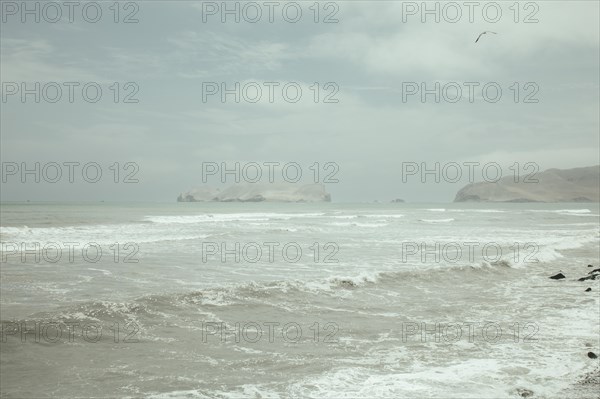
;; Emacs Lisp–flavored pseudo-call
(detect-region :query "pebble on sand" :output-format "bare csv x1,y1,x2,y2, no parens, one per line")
588,352,598,359
585,288,592,292
515,388,534,397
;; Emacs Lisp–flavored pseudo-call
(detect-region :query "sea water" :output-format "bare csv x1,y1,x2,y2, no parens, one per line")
1,202,598,398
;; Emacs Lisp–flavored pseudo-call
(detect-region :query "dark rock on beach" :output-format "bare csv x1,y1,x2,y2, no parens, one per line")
588,268,600,274
550,273,566,280
337,279,357,288
578,274,598,281
585,288,592,292
588,352,598,359
515,388,534,397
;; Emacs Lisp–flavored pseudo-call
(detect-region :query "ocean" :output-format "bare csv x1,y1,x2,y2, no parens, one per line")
1,202,599,398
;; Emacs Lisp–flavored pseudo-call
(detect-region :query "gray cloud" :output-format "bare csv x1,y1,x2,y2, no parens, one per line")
1,1,598,202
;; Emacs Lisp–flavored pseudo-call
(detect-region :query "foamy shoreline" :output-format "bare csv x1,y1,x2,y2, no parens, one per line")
557,253,600,399
559,366,600,399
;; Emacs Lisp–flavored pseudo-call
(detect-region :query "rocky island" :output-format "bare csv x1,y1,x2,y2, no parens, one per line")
177,183,331,202
454,165,599,203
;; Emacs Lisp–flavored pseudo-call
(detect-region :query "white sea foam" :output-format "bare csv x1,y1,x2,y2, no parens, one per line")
145,212,326,224
330,222,389,228
289,355,580,399
419,218,455,223
0,224,211,245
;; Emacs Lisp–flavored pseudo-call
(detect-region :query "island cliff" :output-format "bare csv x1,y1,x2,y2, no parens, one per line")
454,165,599,202
178,183,331,202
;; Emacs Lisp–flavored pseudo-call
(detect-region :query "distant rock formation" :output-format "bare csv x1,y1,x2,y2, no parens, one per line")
177,183,331,203
454,165,599,202
391,198,405,203
177,187,221,202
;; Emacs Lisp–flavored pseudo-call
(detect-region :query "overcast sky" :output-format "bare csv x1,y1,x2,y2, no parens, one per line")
1,0,599,202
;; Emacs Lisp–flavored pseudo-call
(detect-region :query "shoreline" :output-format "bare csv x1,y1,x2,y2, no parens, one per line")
558,365,600,399
554,251,600,399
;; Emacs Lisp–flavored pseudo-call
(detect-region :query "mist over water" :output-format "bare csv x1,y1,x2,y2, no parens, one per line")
1,202,598,397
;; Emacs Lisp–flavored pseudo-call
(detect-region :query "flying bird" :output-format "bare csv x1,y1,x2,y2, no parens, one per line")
475,31,497,43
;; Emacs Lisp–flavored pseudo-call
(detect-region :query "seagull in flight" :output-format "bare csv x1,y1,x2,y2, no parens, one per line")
475,31,497,43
